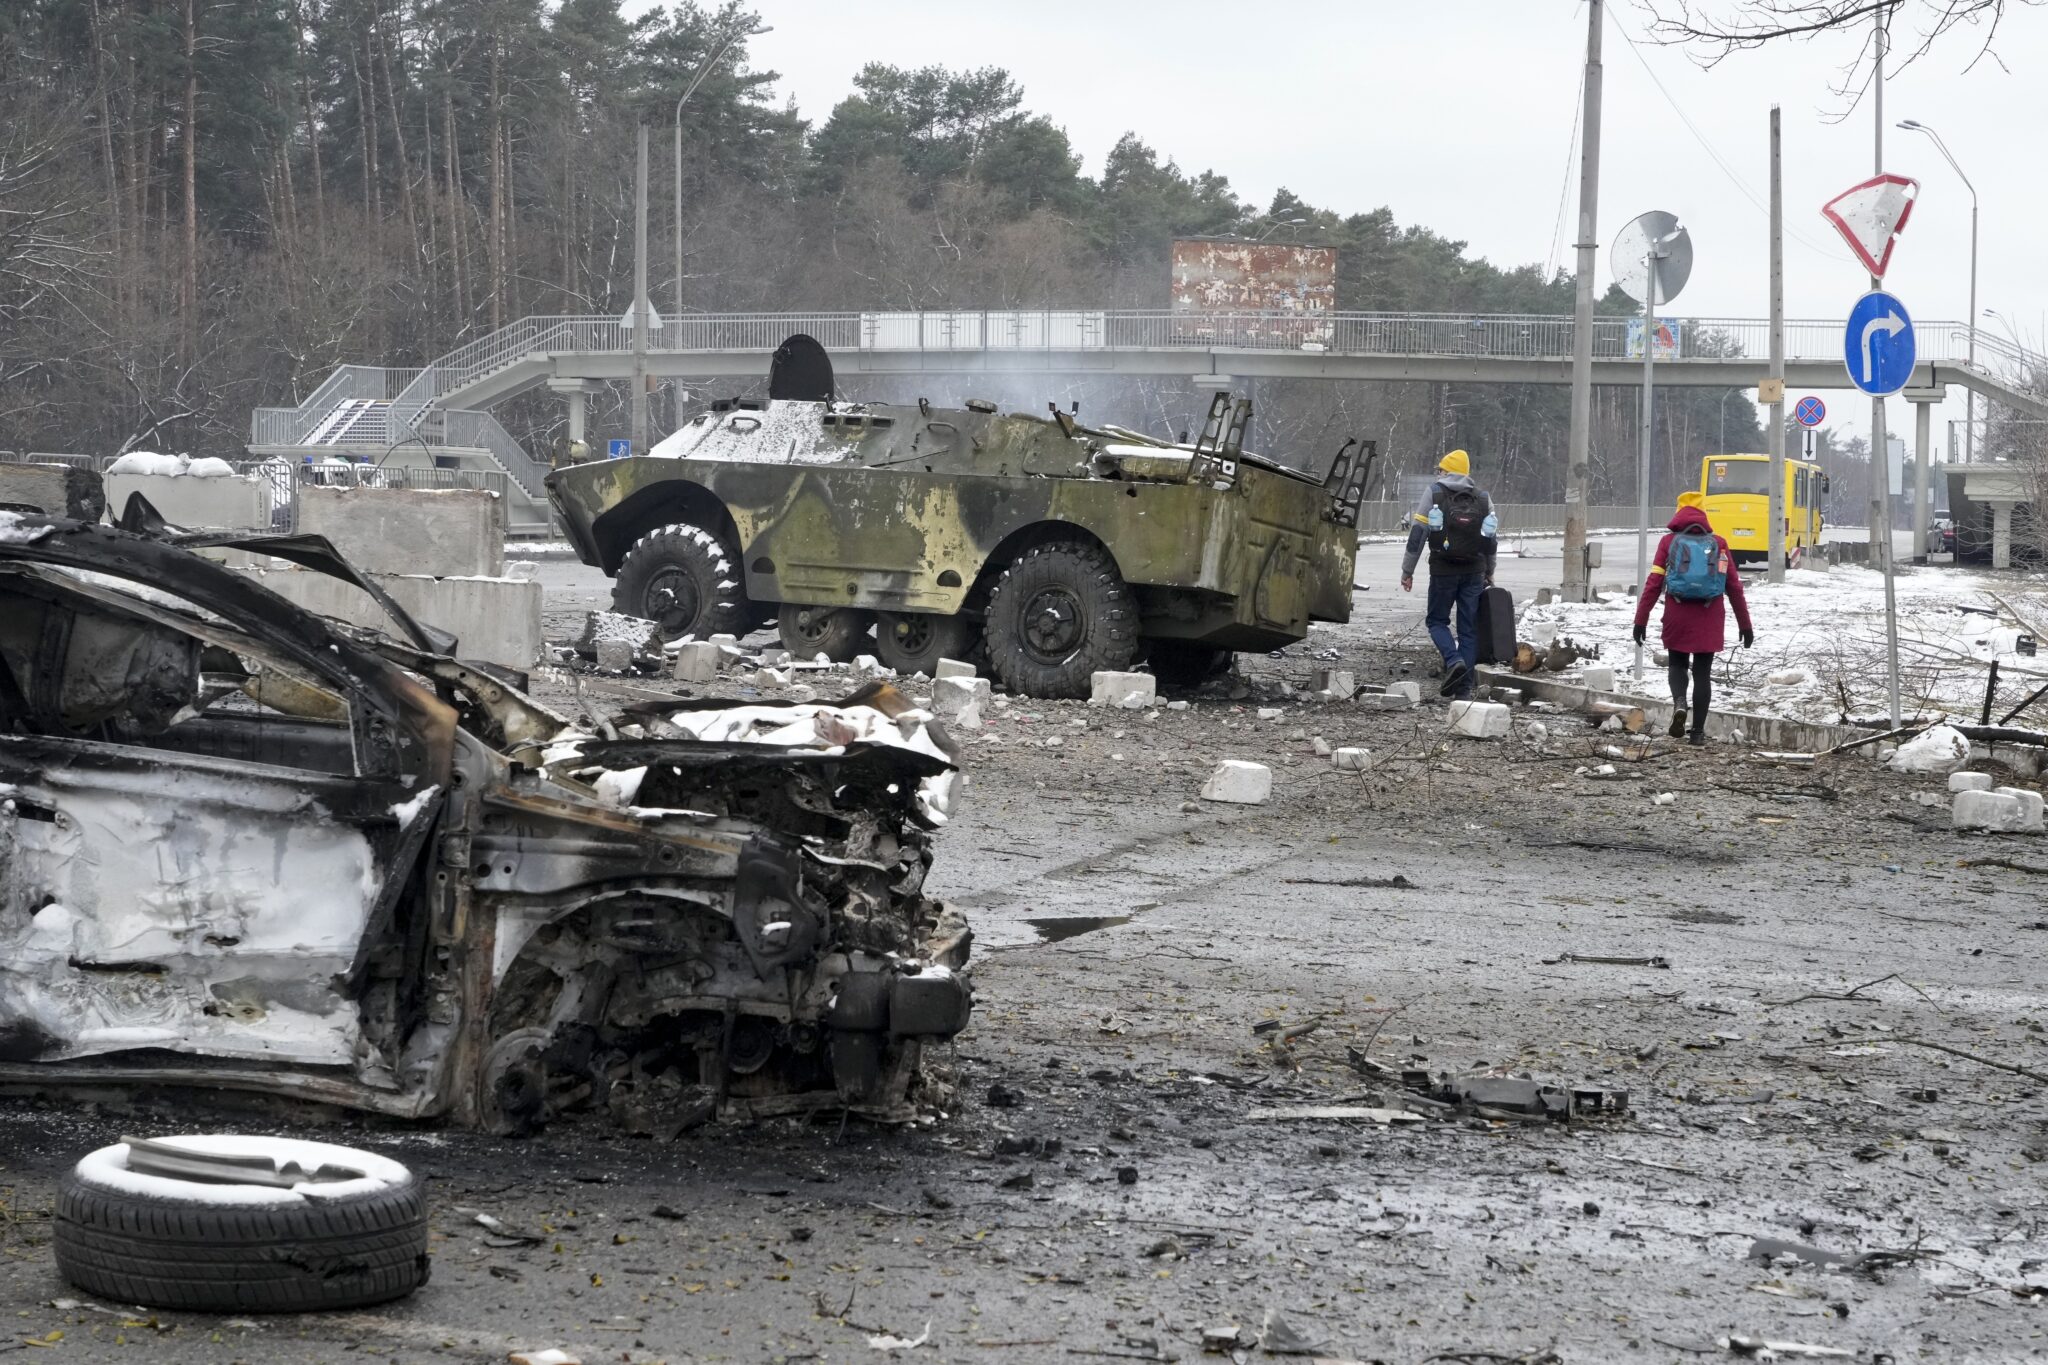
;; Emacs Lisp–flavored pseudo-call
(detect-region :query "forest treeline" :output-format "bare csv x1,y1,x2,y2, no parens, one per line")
0,0,1803,504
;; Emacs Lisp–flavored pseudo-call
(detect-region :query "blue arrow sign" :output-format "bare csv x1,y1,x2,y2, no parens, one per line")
607,438,631,459
1843,291,1916,397
1794,395,1826,428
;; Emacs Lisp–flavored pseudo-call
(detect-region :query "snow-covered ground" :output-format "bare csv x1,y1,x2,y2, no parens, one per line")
1516,563,2048,725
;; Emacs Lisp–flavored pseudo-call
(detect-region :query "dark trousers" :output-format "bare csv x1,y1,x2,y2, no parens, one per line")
1667,651,1713,731
1426,571,1485,685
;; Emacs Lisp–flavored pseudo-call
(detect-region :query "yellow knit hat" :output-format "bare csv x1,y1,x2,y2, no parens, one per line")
1438,449,1470,476
1677,490,1705,509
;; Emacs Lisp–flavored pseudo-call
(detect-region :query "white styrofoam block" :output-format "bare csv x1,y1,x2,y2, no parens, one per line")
1332,747,1372,772
1995,786,2046,832
1582,665,1616,692
932,675,991,720
1314,669,1357,701
673,641,722,683
1447,700,1511,739
1200,760,1272,805
1948,771,1995,792
1953,790,2026,832
1090,671,1156,707
935,657,977,680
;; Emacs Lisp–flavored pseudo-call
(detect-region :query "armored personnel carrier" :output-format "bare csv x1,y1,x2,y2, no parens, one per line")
547,336,1373,698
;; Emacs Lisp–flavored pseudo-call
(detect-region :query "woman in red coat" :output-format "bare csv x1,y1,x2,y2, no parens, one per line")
1632,494,1755,745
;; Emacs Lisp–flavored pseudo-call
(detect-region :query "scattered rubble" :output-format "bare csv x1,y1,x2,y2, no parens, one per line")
1200,759,1272,804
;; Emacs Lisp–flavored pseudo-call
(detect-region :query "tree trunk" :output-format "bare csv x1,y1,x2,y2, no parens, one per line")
488,38,505,330
351,27,381,223
297,0,325,241
374,1,418,247
182,0,199,367
444,86,467,328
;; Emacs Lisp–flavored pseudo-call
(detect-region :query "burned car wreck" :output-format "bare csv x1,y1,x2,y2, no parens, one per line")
0,510,971,1135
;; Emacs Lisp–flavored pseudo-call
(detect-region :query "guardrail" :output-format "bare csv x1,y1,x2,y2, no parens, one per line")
252,366,422,445
1354,501,1650,536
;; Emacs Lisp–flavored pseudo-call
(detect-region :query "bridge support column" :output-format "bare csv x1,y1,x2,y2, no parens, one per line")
547,377,603,463
1903,388,1940,564
1988,499,2018,569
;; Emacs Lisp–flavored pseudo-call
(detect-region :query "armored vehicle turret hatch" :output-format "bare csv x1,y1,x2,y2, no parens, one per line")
547,335,1374,698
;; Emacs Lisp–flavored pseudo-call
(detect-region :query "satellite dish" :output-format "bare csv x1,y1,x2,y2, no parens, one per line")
1611,211,1693,306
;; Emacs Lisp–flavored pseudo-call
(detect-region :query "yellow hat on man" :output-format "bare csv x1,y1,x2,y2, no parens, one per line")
1676,490,1705,509
1438,449,1470,476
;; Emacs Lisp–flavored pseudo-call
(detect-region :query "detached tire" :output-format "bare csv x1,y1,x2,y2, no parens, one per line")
613,522,748,642
983,541,1137,698
55,1137,429,1314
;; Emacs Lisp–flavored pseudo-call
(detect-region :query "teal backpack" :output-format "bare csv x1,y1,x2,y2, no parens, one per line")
1666,529,1728,603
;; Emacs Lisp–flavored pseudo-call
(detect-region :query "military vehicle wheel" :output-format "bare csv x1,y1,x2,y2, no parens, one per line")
614,523,748,642
779,605,873,662
983,541,1136,698
874,611,980,676
1147,641,1231,689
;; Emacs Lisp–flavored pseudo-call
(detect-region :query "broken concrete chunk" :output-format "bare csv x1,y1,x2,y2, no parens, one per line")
1953,789,2028,832
951,701,982,729
672,640,722,683
1447,700,1511,739
1166,699,1190,711
1255,706,1284,720
593,640,635,672
1200,760,1271,805
1311,736,1332,757
1332,747,1372,772
935,657,977,681
1581,665,1615,692
1995,786,2046,832
578,610,661,658
1948,771,1994,792
1089,670,1156,709
933,675,992,721
1312,668,1356,701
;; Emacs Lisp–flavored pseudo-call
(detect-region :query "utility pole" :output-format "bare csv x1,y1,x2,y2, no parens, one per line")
1873,11,1902,729
1562,0,1604,603
632,123,650,458
1767,105,1788,583
1633,242,1660,682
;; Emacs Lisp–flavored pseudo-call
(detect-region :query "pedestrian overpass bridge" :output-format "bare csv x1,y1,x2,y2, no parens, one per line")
250,308,2048,532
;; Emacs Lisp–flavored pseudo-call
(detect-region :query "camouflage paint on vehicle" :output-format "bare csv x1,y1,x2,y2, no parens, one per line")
548,398,1365,653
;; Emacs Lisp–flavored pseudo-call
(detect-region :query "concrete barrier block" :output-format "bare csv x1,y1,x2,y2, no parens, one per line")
1582,665,1615,692
1090,671,1156,708
673,641,722,683
594,640,634,672
241,566,542,669
1332,747,1373,772
296,485,505,577
1448,700,1511,739
1200,760,1271,805
935,657,977,681
1314,669,1357,701
1995,786,2046,832
1949,771,1995,793
1954,789,2027,832
106,470,269,531
933,675,991,720
0,463,105,520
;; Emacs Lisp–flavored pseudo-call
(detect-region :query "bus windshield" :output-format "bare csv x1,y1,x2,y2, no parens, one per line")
1705,459,1774,496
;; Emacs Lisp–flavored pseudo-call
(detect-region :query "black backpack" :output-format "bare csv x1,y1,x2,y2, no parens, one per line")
1432,486,1489,566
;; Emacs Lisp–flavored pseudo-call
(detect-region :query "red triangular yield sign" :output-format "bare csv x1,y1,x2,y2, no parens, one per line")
1821,174,1919,278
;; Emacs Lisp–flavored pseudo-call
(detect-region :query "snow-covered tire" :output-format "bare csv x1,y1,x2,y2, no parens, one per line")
613,522,748,642
873,610,981,676
54,1137,429,1314
982,541,1137,699
778,605,874,663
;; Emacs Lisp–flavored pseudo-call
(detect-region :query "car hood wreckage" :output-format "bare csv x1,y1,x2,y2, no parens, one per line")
0,507,972,1135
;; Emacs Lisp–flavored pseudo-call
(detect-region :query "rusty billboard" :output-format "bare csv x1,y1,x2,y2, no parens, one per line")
1170,238,1337,347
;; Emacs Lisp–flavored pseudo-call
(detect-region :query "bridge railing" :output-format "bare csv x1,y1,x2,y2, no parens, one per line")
252,365,422,445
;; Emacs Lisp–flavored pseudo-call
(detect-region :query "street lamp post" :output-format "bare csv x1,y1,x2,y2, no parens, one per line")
1250,217,1307,242
1898,120,1976,463
674,22,772,338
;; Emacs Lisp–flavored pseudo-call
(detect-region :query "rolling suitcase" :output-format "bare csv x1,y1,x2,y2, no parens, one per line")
1474,585,1515,666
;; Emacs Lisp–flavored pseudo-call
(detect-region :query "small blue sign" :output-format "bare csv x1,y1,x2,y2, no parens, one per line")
1843,291,1916,397
1794,395,1826,428
607,438,631,459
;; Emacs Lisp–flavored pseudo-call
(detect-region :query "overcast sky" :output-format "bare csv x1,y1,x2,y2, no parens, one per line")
703,0,2046,448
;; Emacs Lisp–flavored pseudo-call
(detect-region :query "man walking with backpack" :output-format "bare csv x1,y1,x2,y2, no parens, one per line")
1633,492,1755,745
1400,449,1498,698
